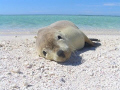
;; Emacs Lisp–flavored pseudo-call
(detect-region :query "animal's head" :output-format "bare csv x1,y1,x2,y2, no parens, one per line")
36,29,72,62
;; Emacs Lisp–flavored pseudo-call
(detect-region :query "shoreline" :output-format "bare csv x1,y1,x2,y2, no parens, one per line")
0,30,120,36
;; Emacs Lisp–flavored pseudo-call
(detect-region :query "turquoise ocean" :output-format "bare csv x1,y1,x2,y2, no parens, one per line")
0,15,120,34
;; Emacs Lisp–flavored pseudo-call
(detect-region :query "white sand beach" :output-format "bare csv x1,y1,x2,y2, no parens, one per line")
0,34,120,90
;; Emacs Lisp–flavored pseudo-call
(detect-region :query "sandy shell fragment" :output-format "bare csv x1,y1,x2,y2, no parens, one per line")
23,82,33,88
11,68,20,73
0,44,4,47
11,84,19,89
26,64,32,68
41,68,45,73
24,62,32,68
60,78,65,83
44,74,48,77
24,61,29,66
3,56,7,59
18,57,21,59
48,72,55,76
88,72,94,76
40,65,44,68
24,82,29,87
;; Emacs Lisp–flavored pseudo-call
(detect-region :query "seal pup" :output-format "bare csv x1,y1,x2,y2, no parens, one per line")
36,20,99,62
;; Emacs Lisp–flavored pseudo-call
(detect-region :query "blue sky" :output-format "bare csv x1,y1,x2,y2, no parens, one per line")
0,0,120,15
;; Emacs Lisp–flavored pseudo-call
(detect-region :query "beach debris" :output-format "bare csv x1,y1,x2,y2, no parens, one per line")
40,65,44,68
0,44,4,47
3,55,7,59
48,71,55,76
41,68,45,73
24,82,29,87
11,68,21,73
24,61,29,65
11,84,20,89
44,74,48,77
23,75,26,78
26,64,32,68
36,67,41,70
24,61,32,68
60,78,65,83
7,72,12,75
23,82,32,88
88,72,94,76
18,57,21,59
33,74,42,80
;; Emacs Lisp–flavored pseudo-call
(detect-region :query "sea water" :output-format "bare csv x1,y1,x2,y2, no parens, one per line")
0,15,120,34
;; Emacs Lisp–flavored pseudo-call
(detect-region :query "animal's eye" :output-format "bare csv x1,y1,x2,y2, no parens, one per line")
58,35,62,40
43,51,47,56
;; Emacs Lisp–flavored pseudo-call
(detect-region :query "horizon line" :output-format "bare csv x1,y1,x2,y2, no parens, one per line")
0,14,120,17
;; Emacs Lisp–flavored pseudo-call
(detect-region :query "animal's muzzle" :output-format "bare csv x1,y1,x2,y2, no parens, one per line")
57,50,65,58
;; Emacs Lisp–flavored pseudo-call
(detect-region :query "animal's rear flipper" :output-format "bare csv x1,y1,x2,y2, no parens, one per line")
89,38,100,42
94,42,101,47
84,42,101,47
82,32,100,47
34,36,37,39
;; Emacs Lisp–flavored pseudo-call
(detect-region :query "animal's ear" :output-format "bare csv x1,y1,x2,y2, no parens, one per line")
34,36,37,39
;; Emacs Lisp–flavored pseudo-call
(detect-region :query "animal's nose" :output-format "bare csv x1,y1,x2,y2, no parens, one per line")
57,50,65,58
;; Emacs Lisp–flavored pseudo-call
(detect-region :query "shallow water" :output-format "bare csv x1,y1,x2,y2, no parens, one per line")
0,15,120,33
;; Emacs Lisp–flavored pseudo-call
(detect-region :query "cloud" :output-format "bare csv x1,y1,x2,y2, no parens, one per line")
76,4,101,7
104,3,120,6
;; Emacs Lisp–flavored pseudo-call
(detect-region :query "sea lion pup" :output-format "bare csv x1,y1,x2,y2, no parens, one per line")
36,20,99,62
